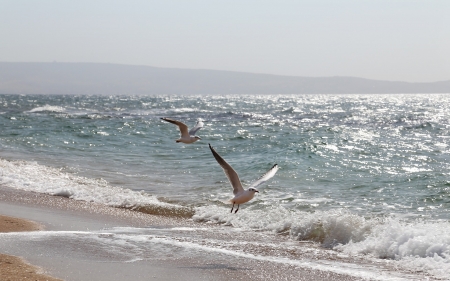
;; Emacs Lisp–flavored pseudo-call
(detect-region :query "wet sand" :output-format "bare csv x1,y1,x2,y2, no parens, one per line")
0,215,62,281
0,186,430,281
0,214,41,232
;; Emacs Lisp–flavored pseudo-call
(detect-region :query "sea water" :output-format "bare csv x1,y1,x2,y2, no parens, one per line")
1,93,450,279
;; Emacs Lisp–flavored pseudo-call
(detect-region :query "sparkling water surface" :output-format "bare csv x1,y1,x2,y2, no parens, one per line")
2,93,450,279
1,94,449,218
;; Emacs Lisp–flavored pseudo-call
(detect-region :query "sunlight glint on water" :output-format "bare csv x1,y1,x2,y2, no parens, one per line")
1,93,450,278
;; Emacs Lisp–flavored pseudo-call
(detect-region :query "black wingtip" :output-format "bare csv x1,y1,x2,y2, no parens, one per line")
208,143,216,154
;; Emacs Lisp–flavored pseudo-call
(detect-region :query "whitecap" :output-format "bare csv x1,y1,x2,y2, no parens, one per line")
28,105,65,113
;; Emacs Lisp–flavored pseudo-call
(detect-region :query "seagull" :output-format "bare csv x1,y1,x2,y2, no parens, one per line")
161,118,204,144
209,144,278,213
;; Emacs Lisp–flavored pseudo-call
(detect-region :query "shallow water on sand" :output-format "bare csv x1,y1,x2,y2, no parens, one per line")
1,93,450,279
0,196,428,281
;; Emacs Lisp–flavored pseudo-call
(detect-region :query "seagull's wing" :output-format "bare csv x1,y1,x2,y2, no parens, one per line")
247,164,279,189
209,144,244,195
161,118,190,138
188,119,204,136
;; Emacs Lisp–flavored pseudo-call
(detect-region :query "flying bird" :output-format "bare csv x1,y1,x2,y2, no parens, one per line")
161,118,204,144
209,144,278,213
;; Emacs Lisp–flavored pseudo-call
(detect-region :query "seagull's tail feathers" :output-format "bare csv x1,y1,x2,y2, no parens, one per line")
224,199,234,204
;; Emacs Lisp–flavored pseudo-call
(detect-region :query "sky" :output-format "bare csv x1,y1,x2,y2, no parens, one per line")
1,0,449,82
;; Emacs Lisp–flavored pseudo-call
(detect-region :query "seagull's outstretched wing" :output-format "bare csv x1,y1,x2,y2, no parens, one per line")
189,119,204,136
161,118,190,138
247,164,279,189
209,144,244,195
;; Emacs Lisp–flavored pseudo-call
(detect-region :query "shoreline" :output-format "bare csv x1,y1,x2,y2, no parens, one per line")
0,186,437,281
0,215,62,281
0,187,359,281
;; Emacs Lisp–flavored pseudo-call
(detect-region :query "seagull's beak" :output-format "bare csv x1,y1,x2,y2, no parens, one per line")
255,190,259,193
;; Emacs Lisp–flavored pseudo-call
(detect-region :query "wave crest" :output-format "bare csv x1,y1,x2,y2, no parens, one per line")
28,105,65,113
0,158,186,217
193,204,450,278
193,205,374,247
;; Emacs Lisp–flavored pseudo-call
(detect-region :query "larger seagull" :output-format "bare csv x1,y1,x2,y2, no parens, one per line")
161,118,204,144
209,144,278,213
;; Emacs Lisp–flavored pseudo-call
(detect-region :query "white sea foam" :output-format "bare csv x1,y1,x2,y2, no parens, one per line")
193,206,373,246
0,229,413,280
193,205,450,278
96,131,110,136
402,166,432,173
0,158,182,212
142,235,413,280
335,219,450,279
28,105,66,113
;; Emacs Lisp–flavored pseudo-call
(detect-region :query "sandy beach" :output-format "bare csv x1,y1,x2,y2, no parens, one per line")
0,186,437,281
0,187,357,281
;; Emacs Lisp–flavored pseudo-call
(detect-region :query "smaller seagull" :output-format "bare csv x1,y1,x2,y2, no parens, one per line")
209,144,278,213
161,118,204,144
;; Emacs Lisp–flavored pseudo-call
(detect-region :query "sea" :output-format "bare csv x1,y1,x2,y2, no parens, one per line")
1,93,450,279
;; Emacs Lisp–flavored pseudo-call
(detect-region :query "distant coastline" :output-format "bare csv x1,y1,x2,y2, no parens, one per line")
1,62,449,95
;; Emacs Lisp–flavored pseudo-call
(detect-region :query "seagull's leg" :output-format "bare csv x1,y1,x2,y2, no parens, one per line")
230,203,235,213
234,205,240,213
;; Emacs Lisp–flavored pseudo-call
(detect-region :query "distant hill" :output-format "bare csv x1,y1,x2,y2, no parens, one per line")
0,62,449,95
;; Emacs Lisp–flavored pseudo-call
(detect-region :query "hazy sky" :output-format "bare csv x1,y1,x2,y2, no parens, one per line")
1,0,449,82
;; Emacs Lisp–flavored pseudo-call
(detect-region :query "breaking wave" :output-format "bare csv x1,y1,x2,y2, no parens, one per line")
0,158,190,217
193,205,450,279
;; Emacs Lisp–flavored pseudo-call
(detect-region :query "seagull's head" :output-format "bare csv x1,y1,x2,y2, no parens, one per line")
248,188,259,193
